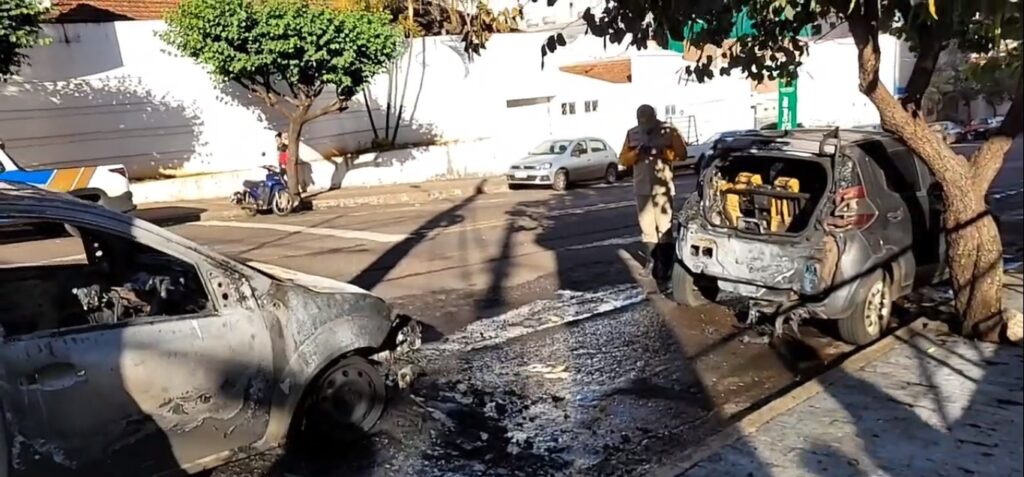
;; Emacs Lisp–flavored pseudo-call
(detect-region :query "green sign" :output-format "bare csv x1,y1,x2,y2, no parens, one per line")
778,80,798,130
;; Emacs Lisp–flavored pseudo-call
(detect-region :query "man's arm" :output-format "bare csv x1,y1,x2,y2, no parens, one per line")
619,137,639,168
668,127,687,163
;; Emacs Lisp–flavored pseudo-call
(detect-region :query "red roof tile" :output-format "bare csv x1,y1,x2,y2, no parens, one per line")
52,1,181,22
559,59,632,84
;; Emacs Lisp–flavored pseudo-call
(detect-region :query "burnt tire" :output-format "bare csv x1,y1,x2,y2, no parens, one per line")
303,356,386,443
671,261,716,307
604,165,618,184
552,169,569,191
838,272,892,345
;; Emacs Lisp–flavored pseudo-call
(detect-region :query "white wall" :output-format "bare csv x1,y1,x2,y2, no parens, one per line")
0,18,909,200
797,34,905,127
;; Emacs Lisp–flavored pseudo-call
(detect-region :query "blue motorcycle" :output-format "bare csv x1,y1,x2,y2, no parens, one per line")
230,165,296,216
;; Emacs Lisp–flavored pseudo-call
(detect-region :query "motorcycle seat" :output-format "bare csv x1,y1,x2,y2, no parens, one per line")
243,180,262,189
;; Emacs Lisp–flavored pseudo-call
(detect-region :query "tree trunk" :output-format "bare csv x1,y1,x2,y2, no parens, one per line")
944,190,1005,340
848,6,1007,342
286,120,304,196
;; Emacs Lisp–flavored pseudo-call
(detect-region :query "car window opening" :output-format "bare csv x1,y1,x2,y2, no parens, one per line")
0,220,211,338
703,155,829,235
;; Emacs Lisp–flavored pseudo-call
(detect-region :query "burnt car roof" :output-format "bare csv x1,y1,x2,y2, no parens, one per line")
715,128,896,158
0,180,246,271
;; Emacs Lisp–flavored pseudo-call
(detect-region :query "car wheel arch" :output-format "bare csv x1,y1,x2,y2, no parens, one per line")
263,319,390,443
269,346,381,443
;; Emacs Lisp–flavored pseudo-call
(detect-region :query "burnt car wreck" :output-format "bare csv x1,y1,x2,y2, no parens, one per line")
673,129,948,345
0,182,420,477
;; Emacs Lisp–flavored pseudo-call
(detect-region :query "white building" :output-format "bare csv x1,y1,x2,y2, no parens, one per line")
0,2,914,202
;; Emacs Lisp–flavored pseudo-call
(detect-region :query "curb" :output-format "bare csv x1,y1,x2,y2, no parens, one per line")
651,318,927,477
143,178,511,222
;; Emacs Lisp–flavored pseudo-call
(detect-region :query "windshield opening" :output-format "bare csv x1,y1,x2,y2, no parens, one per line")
529,140,572,155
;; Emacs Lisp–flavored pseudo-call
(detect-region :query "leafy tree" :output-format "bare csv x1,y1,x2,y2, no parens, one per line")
525,0,1021,341
162,0,404,195
0,0,51,80
966,46,1020,116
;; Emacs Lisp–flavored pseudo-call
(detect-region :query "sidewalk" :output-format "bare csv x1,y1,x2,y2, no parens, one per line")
655,279,1024,477
136,176,509,222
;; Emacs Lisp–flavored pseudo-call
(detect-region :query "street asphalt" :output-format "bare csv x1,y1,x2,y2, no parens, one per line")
156,142,1019,476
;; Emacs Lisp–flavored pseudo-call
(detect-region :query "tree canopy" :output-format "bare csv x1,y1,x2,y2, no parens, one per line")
0,0,51,80
162,0,404,195
162,0,403,122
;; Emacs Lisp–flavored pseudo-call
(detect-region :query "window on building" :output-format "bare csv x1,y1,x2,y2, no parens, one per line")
584,100,599,113
506,96,554,108
561,102,576,115
664,104,678,117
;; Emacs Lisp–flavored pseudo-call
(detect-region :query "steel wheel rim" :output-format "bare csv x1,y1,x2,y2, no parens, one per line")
863,280,890,335
316,360,384,431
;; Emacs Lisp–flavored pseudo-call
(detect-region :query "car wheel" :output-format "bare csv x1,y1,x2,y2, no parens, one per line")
671,261,717,306
604,165,618,184
305,356,387,442
838,272,892,345
552,169,569,191
271,190,295,216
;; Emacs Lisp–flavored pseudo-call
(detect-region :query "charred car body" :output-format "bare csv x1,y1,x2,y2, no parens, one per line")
673,129,947,345
0,182,419,476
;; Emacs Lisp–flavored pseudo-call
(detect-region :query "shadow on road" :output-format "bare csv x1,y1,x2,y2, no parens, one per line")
133,206,208,227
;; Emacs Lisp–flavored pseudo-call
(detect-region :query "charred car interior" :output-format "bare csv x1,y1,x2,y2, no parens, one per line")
702,154,829,235
0,220,210,338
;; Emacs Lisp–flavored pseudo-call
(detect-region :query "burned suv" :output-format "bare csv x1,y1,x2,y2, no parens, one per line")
673,129,947,345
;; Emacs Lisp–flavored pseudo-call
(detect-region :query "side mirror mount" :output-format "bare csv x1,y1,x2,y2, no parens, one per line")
571,149,582,157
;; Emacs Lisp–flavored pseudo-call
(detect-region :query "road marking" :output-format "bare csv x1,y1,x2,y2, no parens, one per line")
193,221,407,243
565,235,638,250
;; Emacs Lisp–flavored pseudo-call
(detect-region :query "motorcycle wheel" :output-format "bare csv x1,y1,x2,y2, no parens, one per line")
271,189,295,216
243,207,258,217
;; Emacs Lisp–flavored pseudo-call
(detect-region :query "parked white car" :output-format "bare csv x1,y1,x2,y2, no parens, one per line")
0,139,134,212
506,138,620,191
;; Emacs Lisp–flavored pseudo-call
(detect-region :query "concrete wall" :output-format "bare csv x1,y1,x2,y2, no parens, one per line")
797,34,905,127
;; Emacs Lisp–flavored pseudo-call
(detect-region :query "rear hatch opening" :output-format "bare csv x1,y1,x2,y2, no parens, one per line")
702,154,830,236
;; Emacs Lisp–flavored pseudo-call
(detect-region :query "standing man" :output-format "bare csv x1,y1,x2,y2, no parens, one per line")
619,105,687,283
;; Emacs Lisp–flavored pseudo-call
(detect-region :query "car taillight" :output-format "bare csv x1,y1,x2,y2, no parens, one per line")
110,167,128,178
828,185,877,230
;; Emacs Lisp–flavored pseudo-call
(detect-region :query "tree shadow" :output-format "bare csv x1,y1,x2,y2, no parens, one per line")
791,330,1023,477
1,24,204,180
211,39,442,194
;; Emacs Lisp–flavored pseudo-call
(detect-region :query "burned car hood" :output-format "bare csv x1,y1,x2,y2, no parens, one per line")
246,261,372,295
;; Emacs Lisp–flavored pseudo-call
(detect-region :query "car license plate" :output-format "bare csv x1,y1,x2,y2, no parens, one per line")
513,171,528,179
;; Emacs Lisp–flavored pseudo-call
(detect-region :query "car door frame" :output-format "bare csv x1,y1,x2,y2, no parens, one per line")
567,140,591,181
586,139,614,179
0,209,273,477
915,158,948,281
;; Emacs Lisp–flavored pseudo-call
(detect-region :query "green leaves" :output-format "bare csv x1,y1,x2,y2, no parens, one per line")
0,0,52,81
162,0,403,117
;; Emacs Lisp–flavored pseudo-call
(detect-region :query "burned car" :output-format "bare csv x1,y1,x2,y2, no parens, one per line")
0,182,418,476
672,129,947,345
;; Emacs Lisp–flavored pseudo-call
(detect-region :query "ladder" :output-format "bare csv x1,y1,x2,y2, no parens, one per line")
669,115,700,144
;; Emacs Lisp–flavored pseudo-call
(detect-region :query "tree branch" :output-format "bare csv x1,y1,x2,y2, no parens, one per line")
848,3,969,196
971,72,1023,194
236,78,294,119
304,98,348,122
